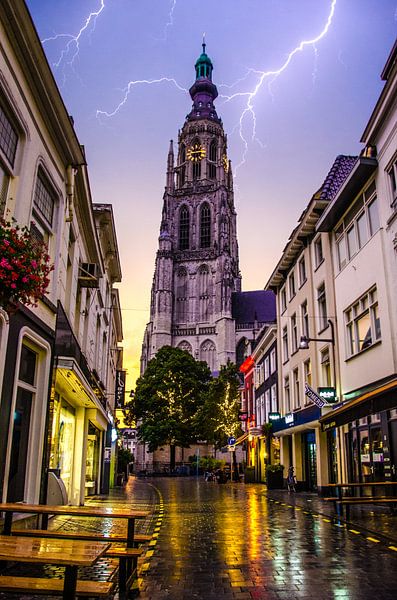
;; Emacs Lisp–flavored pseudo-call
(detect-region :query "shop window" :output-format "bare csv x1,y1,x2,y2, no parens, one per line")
49,395,76,501
345,286,381,357
86,422,100,495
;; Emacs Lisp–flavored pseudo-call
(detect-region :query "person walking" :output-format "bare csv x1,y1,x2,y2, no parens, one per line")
287,465,296,492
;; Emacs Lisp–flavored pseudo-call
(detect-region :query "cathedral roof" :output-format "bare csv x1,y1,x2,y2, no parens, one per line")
232,290,276,326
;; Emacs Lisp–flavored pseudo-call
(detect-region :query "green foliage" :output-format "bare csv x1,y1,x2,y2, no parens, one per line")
195,361,242,449
265,463,284,473
123,346,211,452
188,455,225,471
117,447,133,474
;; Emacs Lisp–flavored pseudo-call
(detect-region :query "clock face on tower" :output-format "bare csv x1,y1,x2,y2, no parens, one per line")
187,143,206,162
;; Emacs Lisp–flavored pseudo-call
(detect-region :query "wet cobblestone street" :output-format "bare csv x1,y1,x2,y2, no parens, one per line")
1,476,397,599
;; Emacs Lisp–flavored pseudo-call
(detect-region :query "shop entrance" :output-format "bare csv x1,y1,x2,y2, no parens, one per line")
302,430,317,491
348,417,385,483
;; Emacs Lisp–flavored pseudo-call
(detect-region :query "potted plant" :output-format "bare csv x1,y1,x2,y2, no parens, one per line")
265,463,284,489
0,219,53,312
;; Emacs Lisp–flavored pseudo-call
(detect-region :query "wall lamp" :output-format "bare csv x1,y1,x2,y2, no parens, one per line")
299,319,335,350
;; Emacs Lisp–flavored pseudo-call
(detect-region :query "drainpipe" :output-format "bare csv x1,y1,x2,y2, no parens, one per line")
65,165,75,222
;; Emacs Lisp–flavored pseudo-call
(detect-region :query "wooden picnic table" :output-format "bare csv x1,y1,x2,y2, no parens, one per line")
0,534,110,600
328,481,397,499
0,502,149,547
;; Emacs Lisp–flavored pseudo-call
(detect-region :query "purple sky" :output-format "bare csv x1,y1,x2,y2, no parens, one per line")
26,0,397,385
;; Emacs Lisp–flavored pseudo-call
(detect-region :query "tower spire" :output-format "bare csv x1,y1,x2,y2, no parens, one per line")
202,33,206,54
187,39,220,122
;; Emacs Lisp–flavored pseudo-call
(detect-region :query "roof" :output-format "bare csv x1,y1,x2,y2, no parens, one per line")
319,155,358,201
232,290,276,325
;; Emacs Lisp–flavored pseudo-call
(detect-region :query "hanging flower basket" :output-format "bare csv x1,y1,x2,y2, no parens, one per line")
0,219,53,312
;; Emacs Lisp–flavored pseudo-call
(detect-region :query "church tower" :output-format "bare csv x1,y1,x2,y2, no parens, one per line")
141,43,241,373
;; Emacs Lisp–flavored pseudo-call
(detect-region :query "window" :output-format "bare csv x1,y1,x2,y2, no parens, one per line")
291,313,298,353
198,265,209,321
282,326,289,363
175,268,188,322
317,283,327,331
304,359,312,388
299,256,306,286
345,287,381,357
200,339,216,371
271,384,277,412
301,300,309,338
334,182,379,271
180,144,186,163
284,376,290,414
321,349,331,387
264,356,270,380
193,160,201,180
270,348,276,373
200,203,211,248
289,272,296,299
387,157,397,209
0,102,18,167
209,140,217,179
280,287,287,313
0,163,9,217
314,236,324,268
293,368,300,409
179,205,190,250
33,168,55,227
265,389,271,419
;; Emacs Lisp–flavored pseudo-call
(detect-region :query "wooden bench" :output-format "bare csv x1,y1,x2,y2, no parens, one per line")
0,575,114,597
324,496,397,518
11,528,151,546
105,546,142,592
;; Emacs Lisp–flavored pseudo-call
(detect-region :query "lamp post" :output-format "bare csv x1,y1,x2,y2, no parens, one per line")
299,319,336,395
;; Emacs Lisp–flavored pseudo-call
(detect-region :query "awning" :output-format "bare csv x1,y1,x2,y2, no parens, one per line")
320,378,397,430
233,432,249,445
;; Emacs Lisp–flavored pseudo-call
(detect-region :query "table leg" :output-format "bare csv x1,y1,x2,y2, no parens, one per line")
41,513,49,529
126,518,135,582
2,512,13,535
63,565,78,600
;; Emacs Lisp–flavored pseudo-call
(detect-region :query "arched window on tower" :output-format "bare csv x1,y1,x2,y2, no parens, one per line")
179,205,190,250
192,138,201,180
175,268,188,323
200,202,211,248
200,339,216,372
198,264,210,322
209,140,217,179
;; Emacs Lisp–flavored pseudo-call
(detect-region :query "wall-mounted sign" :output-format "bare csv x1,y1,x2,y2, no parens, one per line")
104,447,111,463
268,412,281,421
285,413,294,425
318,387,337,403
115,370,126,408
305,382,326,408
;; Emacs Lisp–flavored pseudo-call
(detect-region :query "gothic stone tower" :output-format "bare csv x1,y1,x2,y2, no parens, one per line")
141,44,241,374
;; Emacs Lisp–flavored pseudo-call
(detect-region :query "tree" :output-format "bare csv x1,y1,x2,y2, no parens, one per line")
124,346,211,470
196,361,242,480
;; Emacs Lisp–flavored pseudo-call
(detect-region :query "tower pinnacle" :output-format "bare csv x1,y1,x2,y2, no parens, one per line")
187,40,220,122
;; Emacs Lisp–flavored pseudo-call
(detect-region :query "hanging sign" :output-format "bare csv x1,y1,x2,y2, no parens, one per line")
115,370,127,408
305,382,326,408
318,387,337,404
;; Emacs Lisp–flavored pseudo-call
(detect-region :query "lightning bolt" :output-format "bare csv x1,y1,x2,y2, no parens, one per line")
96,78,188,120
219,0,337,174
161,0,177,41
42,0,105,71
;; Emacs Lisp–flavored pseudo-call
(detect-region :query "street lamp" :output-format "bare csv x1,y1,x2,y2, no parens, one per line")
299,319,336,394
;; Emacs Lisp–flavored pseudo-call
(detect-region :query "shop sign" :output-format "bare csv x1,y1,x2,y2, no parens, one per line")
115,370,126,408
318,387,337,403
305,383,326,408
268,412,281,421
104,447,111,463
285,413,294,425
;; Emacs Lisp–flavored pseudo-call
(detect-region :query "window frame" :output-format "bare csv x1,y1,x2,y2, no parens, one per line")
344,287,381,358
178,205,190,250
298,256,307,287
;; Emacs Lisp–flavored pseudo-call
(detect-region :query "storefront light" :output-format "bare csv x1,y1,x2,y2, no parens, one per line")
111,428,118,443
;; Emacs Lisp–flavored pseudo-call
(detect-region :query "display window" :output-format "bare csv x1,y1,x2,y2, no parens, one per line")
49,394,76,500
86,422,101,495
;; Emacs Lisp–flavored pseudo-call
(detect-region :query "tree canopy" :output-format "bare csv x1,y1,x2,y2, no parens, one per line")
195,361,242,449
124,346,211,452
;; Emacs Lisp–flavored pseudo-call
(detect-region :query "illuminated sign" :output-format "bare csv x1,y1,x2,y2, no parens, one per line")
318,387,337,403
115,370,126,408
268,412,281,421
305,382,326,408
285,413,294,425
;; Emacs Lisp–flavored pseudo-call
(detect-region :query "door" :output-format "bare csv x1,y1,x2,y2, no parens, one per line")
7,388,33,501
303,431,317,491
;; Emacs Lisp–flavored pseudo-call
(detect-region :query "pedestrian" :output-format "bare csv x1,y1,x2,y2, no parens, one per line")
287,465,296,492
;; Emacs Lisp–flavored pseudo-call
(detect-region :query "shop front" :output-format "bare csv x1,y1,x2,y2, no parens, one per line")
320,378,397,485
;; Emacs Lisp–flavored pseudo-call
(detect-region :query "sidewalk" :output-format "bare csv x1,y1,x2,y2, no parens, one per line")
264,487,397,545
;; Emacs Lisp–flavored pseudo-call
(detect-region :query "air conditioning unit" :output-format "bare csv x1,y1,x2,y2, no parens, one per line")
78,262,100,288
